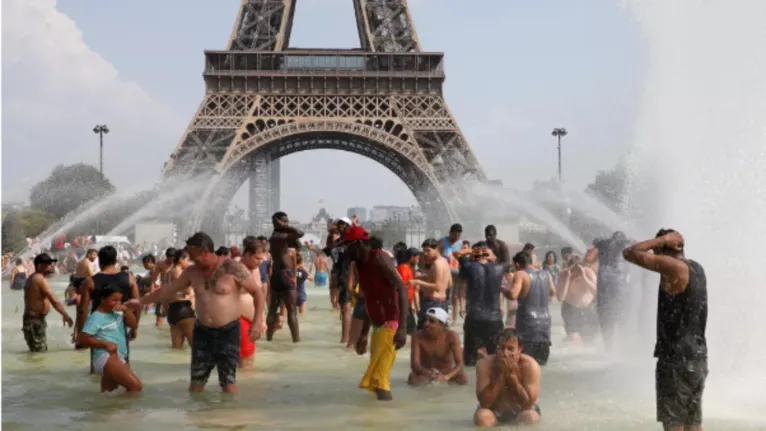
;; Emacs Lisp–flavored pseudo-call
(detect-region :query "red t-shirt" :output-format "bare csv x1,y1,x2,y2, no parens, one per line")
357,249,400,326
398,263,415,304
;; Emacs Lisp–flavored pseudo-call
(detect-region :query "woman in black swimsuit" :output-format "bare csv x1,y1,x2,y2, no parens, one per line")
166,250,196,349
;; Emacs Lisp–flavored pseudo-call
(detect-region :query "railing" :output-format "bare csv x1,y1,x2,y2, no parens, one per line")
203,50,445,76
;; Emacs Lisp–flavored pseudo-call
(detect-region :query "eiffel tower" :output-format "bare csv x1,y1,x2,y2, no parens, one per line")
163,0,488,240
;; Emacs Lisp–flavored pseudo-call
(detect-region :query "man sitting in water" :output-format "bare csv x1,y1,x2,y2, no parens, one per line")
408,307,467,386
474,328,542,427
77,284,142,392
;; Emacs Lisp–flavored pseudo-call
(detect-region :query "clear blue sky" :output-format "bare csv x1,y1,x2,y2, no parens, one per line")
3,0,641,221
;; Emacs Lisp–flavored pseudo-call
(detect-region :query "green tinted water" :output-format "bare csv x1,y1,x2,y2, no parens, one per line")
2,276,764,430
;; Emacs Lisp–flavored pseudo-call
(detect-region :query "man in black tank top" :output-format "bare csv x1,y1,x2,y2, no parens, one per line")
76,246,140,371
623,229,708,431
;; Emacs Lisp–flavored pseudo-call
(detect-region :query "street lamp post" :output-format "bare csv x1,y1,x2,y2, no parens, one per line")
551,128,567,183
93,125,110,175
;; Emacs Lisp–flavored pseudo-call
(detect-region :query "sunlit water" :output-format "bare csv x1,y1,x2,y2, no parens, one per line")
3,276,764,430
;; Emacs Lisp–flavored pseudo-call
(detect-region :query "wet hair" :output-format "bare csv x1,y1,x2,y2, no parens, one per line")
215,246,230,256
172,249,189,265
522,243,535,252
142,254,156,264
406,248,421,261
186,232,215,252
655,228,683,253
98,246,118,267
544,250,557,265
15,258,22,265
243,235,257,250
561,247,573,257
393,242,407,253
497,327,520,346
256,236,268,242
86,249,98,255
101,283,124,299
472,241,487,249
485,225,497,235
612,231,627,242
462,240,471,246
229,246,241,258
568,255,582,266
120,265,130,273
449,223,463,233
422,238,440,249
370,236,384,250
165,247,178,260
272,211,288,224
513,251,532,267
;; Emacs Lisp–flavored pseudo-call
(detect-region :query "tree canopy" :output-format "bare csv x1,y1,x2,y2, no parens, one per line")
29,164,115,219
1,212,26,254
585,162,629,213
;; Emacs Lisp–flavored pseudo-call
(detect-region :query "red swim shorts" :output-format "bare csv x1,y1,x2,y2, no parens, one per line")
240,316,256,358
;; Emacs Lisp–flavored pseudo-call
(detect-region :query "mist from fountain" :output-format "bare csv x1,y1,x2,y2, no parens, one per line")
107,176,209,236
463,181,589,252
624,0,766,420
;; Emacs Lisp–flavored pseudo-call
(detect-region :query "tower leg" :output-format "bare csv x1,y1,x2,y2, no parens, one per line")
248,153,280,235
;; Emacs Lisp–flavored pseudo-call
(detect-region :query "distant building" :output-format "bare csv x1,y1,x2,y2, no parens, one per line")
346,206,367,221
369,205,416,223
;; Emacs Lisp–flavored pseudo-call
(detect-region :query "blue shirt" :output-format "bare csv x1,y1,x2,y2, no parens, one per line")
81,311,128,358
296,268,309,292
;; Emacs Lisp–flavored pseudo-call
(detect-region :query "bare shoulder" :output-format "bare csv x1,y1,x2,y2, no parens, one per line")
520,354,541,379
223,259,252,281
476,355,493,374
448,329,461,346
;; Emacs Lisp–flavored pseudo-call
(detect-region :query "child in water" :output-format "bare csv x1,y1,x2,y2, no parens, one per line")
77,284,142,393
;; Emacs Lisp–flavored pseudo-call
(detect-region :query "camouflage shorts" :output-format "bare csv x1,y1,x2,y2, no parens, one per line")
22,314,47,353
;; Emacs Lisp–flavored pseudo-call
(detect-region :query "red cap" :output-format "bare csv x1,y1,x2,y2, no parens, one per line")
344,225,370,242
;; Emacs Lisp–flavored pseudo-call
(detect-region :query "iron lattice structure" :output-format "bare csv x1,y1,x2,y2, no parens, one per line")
163,0,487,240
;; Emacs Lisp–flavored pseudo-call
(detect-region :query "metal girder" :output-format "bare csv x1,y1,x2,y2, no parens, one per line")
227,0,296,51
354,0,421,52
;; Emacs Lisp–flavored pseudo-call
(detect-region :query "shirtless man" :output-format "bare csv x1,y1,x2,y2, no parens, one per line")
71,249,97,296
267,212,304,343
474,328,542,427
126,232,265,393
557,255,598,343
408,307,467,386
307,243,330,289
149,247,176,326
409,238,451,329
239,241,268,368
23,253,74,352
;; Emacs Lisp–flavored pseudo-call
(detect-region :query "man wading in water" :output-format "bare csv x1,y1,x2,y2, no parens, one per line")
127,232,265,393
346,225,408,401
23,253,74,352
267,211,304,342
69,249,97,302
623,229,708,431
150,248,177,327
410,238,451,329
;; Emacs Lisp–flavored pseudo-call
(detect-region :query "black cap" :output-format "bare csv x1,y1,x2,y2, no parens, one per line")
33,253,58,266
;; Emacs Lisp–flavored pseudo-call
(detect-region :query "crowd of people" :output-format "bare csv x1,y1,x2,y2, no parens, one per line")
16,212,708,430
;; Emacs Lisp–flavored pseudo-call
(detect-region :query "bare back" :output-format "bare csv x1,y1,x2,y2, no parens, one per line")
313,255,329,272
74,258,93,278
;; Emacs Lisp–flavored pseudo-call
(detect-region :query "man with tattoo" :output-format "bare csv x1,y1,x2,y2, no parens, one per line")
623,229,708,431
346,225,408,401
266,211,304,342
126,232,265,393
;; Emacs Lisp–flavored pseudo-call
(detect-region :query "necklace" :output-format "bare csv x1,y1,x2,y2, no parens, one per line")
203,257,223,290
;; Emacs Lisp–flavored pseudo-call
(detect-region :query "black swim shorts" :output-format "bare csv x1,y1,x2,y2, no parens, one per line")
656,357,708,427
167,300,196,326
463,317,504,367
190,320,241,388
270,269,296,293
493,404,542,425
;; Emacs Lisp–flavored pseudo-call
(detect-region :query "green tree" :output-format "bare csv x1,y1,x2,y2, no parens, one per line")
29,164,115,219
16,208,57,238
1,212,26,254
585,162,629,213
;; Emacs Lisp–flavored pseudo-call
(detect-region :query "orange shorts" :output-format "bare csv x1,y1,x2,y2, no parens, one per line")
240,316,256,358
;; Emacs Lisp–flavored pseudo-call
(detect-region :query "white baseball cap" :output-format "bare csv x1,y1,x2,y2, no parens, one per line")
425,307,449,325
337,217,352,226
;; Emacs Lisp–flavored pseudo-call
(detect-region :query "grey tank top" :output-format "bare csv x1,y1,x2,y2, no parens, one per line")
516,268,552,344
